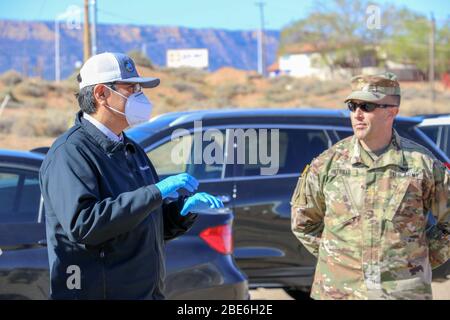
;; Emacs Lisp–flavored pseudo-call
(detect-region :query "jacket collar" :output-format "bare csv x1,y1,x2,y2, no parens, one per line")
83,112,123,143
350,129,407,170
75,111,130,155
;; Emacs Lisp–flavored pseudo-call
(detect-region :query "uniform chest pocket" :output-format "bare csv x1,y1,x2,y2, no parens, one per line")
384,176,426,235
324,175,361,231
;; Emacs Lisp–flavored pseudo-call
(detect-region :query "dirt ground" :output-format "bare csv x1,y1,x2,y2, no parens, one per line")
250,278,450,300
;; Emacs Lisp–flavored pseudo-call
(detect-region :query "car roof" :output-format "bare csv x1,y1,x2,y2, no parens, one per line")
166,108,347,126
416,113,450,119
0,149,45,163
128,107,422,135
419,115,450,126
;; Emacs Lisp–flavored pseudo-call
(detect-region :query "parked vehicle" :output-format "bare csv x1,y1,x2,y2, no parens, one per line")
0,149,247,300
126,108,450,298
418,114,450,159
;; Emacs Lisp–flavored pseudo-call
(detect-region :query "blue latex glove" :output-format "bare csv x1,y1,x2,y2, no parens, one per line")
180,192,224,216
155,173,199,200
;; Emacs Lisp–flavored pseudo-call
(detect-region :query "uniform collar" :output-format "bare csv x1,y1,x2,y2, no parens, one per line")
350,129,407,169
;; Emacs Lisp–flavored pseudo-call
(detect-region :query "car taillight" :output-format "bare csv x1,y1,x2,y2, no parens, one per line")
200,224,233,255
445,163,450,170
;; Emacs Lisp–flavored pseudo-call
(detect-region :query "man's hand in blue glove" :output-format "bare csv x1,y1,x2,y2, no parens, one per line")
180,192,224,216
155,173,199,200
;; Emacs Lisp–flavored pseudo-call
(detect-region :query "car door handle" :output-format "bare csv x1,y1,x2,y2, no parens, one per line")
37,239,47,247
216,195,231,204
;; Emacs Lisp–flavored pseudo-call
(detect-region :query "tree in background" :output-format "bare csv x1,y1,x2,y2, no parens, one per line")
436,20,450,76
383,9,450,77
279,0,391,70
279,0,450,77
381,9,428,73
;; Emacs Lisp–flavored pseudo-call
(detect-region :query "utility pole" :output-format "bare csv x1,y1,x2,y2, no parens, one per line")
91,0,98,55
429,12,436,103
83,0,92,62
54,18,60,82
141,43,147,57
55,5,82,82
255,1,266,77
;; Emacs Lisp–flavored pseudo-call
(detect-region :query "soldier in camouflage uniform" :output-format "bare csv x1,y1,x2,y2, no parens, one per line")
291,72,450,300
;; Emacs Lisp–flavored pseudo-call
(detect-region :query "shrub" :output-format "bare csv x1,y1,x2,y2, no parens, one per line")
163,67,207,84
173,82,196,93
27,99,47,110
127,50,154,69
43,111,70,136
14,80,48,98
10,116,35,137
265,76,347,103
10,110,70,137
0,117,15,134
0,70,23,86
172,82,207,100
265,76,300,103
215,84,255,105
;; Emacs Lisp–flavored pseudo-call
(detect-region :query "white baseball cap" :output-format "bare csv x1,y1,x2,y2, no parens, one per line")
78,52,160,90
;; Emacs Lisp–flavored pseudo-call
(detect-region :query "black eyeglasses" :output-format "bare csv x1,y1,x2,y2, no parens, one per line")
347,101,393,112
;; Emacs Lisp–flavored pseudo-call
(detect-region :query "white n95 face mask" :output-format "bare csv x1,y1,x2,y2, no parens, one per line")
104,86,153,127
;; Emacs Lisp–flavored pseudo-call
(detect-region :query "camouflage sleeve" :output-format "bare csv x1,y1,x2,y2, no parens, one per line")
426,161,450,269
290,162,326,257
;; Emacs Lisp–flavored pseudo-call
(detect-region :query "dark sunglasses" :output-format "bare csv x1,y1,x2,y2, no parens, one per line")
347,101,393,112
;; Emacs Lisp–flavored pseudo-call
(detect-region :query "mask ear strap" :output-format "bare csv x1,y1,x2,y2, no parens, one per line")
103,85,127,117
104,85,128,100
105,105,126,117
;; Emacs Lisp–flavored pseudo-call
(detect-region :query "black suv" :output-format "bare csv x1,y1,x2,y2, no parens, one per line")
0,149,248,300
126,108,450,298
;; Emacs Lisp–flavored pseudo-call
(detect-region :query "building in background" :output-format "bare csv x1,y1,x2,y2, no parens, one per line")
166,48,209,69
274,43,352,80
271,43,424,81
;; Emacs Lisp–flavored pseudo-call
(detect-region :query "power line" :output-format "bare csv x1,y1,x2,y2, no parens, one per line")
83,0,92,61
37,0,47,21
91,0,98,55
97,8,140,25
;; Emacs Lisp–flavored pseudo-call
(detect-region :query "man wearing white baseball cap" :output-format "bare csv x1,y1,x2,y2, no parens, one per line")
77,51,160,129
39,52,223,299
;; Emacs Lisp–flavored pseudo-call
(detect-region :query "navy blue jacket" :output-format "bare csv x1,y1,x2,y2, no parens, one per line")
39,111,196,300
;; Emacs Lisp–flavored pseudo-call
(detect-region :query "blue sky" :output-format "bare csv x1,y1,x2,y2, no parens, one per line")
0,0,448,30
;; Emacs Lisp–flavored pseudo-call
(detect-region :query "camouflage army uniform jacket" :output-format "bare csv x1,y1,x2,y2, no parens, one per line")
291,130,450,300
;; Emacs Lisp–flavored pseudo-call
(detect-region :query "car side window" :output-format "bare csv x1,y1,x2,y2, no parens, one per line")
147,130,226,180
234,128,330,177
0,169,41,223
420,126,440,145
419,125,450,157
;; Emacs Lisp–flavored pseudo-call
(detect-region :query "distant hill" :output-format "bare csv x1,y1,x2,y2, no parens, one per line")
0,20,280,80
